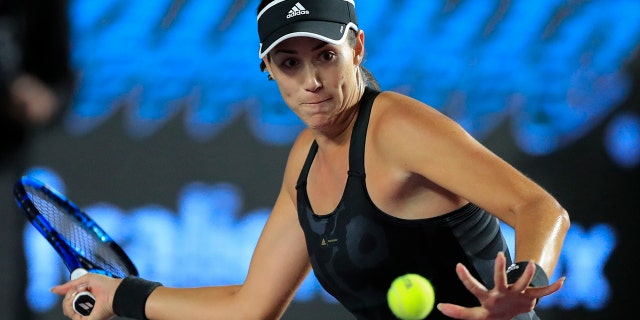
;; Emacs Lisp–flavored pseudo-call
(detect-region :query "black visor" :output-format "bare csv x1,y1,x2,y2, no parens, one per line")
257,0,358,58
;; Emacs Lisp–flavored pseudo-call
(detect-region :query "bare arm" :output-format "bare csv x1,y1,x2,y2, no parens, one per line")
372,91,569,276
146,134,314,319
52,133,313,320
144,188,310,319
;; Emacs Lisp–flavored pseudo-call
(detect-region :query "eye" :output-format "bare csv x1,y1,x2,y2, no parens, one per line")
281,58,299,68
319,51,336,62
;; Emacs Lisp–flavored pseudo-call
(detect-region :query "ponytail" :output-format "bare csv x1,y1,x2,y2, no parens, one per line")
347,29,380,90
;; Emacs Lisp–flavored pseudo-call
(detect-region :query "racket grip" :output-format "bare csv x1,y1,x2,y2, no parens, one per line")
70,268,96,316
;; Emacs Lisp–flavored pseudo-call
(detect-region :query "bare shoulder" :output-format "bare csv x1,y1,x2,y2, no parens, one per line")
369,90,460,143
372,91,455,128
366,90,476,175
374,90,438,111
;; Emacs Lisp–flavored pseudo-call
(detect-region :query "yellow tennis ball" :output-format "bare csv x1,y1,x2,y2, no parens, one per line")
387,273,435,320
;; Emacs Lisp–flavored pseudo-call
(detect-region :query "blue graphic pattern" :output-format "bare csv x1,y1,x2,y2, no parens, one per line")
64,0,640,164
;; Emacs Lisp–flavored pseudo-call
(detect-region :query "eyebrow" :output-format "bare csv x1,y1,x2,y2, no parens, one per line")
273,42,330,55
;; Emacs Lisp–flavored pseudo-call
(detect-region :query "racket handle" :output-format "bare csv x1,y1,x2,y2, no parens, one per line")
70,268,96,316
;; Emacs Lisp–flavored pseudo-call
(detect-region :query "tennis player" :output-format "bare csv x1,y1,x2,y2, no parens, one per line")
53,1,570,319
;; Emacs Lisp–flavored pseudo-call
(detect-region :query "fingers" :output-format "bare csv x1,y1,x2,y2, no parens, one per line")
51,282,75,295
524,276,566,299
53,275,95,319
436,303,467,319
493,251,508,291
62,286,87,320
455,263,489,300
510,261,536,293
51,274,90,295
437,303,487,320
449,252,567,319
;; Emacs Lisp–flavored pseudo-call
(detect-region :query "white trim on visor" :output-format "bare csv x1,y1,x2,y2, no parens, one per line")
257,0,285,21
257,0,356,21
258,22,358,59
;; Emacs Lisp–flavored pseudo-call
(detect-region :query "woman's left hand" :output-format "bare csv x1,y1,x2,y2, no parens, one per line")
437,252,565,320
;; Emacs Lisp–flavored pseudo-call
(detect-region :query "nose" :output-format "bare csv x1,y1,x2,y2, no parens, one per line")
302,64,322,92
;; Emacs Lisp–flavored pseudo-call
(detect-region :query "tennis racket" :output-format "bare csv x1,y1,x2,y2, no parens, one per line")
13,176,138,316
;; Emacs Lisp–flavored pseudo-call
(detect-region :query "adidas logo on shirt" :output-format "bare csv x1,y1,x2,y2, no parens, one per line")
287,2,309,18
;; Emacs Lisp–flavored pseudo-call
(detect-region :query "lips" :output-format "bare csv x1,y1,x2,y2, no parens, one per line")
305,97,331,104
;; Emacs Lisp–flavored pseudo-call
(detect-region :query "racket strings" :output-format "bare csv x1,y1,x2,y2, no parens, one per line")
27,186,132,278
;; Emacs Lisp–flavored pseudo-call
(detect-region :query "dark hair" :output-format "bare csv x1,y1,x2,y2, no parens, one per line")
346,29,380,90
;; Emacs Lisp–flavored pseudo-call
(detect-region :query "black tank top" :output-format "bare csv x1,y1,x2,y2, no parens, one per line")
295,88,534,319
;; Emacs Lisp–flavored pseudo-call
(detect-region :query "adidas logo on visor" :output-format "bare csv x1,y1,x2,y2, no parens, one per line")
287,2,309,19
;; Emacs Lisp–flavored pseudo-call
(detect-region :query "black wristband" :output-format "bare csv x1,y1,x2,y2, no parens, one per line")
113,276,163,320
506,261,549,287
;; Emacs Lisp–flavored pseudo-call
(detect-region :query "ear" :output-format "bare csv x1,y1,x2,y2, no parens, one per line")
354,30,365,65
262,57,274,80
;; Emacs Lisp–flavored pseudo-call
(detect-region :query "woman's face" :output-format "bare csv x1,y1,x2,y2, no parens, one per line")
263,31,365,131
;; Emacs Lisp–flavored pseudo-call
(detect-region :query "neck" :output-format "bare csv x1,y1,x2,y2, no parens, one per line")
311,85,365,148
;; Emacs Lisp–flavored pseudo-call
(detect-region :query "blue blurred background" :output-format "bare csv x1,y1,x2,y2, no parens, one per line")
3,0,639,319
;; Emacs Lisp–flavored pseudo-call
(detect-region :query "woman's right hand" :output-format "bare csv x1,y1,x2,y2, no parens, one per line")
51,272,123,320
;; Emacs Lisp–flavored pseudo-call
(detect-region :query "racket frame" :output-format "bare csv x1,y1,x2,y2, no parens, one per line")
13,176,138,277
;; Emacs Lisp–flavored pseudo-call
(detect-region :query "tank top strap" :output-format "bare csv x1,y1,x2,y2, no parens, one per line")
349,86,381,174
296,140,318,188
